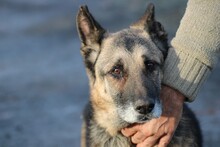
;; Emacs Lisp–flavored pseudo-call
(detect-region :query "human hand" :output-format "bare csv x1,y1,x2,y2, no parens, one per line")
121,85,185,147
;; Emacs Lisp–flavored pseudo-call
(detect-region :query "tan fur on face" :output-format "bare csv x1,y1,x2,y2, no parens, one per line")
91,86,120,136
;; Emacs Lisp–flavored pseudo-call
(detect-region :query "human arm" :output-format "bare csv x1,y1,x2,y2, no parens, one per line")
163,0,220,101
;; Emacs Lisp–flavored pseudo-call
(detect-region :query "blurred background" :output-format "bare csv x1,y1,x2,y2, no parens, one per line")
0,0,219,146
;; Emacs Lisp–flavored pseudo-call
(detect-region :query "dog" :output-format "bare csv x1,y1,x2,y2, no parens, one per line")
76,3,202,147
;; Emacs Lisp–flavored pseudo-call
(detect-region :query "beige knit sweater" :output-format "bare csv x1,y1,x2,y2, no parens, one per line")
163,0,220,101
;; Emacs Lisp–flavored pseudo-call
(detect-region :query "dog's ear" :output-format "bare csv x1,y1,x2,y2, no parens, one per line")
130,3,168,58
76,5,105,46
76,5,106,84
130,3,155,31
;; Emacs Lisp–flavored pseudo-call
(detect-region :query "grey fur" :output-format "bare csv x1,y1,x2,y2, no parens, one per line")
77,3,202,147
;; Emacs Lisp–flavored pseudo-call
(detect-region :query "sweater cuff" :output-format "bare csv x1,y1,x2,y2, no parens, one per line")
162,48,211,102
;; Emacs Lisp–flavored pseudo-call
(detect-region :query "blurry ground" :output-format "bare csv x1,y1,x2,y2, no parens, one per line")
0,0,219,146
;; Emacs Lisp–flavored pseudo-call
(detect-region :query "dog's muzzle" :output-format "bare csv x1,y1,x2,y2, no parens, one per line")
117,99,162,123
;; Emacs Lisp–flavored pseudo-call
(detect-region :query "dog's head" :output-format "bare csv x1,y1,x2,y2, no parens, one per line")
77,4,168,125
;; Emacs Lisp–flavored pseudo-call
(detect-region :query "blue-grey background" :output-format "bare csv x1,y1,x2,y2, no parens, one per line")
0,0,219,146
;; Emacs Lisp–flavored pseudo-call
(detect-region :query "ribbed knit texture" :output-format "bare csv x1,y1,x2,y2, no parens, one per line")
163,0,220,101
163,48,211,101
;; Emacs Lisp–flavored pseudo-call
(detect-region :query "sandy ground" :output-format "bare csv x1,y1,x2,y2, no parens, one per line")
0,0,219,146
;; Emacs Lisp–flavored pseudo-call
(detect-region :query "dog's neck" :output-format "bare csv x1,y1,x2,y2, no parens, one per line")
88,119,133,147
90,88,127,136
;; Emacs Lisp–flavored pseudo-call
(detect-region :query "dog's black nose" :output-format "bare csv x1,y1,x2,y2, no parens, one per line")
135,102,155,115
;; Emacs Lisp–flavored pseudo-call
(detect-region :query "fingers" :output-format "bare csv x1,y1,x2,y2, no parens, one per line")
136,125,166,147
158,134,172,147
122,120,174,147
130,131,147,144
136,133,172,147
121,125,140,137
121,122,154,143
136,135,159,147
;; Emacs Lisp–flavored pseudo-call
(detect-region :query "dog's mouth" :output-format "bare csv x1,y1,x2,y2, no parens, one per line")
117,99,162,124
137,115,149,122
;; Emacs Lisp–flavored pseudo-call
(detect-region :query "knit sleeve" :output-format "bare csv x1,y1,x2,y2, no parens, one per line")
162,0,220,101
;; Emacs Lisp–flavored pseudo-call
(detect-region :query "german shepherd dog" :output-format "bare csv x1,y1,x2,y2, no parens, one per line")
76,3,202,147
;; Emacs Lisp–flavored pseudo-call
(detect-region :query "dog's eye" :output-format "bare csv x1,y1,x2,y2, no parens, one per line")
113,68,121,75
145,60,156,72
110,66,123,79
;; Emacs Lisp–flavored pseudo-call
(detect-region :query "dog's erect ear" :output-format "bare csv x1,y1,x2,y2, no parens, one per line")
76,6,106,84
130,3,168,58
76,5,105,46
130,3,155,31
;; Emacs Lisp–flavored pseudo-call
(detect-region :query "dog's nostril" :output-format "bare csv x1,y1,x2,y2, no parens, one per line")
147,103,155,113
135,103,155,115
136,105,147,114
